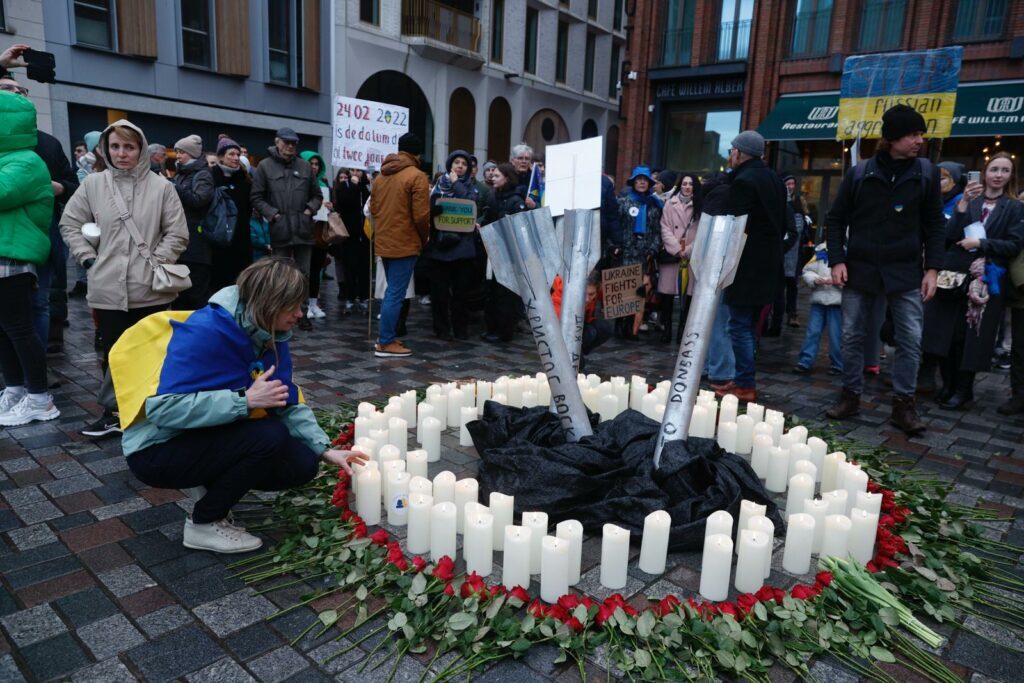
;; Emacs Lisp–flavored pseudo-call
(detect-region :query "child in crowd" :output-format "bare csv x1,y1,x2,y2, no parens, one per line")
793,244,842,375
552,271,613,372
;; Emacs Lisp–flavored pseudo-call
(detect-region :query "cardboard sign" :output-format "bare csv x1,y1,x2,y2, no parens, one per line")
332,95,410,170
434,198,477,233
544,137,603,218
602,264,643,319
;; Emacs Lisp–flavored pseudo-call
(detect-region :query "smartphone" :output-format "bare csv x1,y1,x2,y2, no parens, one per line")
967,171,981,185
22,48,56,84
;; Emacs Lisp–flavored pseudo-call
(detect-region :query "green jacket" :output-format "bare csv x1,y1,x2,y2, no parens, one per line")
0,91,52,264
121,286,331,456
299,150,328,187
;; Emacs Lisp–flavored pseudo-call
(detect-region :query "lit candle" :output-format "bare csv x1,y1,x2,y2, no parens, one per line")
735,414,754,455
555,519,583,585
406,449,428,481
718,394,739,431
705,510,733,538
638,510,671,575
523,512,548,574
416,402,435,444
804,498,830,554
600,523,631,589
734,529,769,594
765,447,790,493
354,416,372,443
428,391,448,429
612,379,629,414
752,421,773,442
401,389,417,424
653,404,665,422
464,511,494,576
502,525,532,590
447,388,464,426
522,390,539,409
459,406,476,447
788,425,808,445
476,380,492,415
408,475,432,498
785,473,815,520
487,492,514,551
767,415,785,445
387,471,410,526
536,378,551,407
629,376,647,411
454,478,479,535
381,460,405,506
507,378,523,408
371,411,388,432
426,384,442,398
782,513,815,574
350,456,375,501
493,378,509,402
748,515,775,578
377,444,400,465
807,437,827,482
430,502,457,563
702,398,719,434
821,451,846,492
788,443,811,478
855,491,882,517
433,471,456,504
540,536,570,603
388,417,408,457
369,427,389,449
848,507,879,565
750,434,773,479
384,398,402,422
842,468,869,515
491,393,507,405
717,421,738,453
599,393,619,423
822,489,848,516
357,402,376,419
421,416,441,463
356,467,381,525
745,402,765,423
820,514,852,559
407,492,432,555
641,391,659,420
687,404,709,437
699,533,733,601
737,500,766,541
793,460,817,481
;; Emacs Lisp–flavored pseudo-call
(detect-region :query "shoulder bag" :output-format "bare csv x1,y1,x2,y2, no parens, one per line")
105,173,192,294
325,211,349,244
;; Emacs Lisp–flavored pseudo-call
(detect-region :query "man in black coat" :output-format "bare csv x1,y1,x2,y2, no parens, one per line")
718,131,788,402
824,104,945,435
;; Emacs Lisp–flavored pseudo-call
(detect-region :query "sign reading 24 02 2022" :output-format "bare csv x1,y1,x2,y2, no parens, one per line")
332,95,410,171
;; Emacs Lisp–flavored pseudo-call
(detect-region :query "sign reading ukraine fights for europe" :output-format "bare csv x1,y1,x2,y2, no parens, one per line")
837,46,963,139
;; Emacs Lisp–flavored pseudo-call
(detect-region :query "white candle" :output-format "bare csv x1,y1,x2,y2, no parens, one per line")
523,512,548,574
687,404,709,437
745,402,765,423
354,416,372,443
459,406,476,447
848,507,879,565
369,427,389,449
599,523,630,589
820,515,852,559
835,461,856,491
454,478,479,535
407,493,433,555
599,393,619,423
493,378,509,402
488,492,514,551
388,417,408,457
350,457,375,501
428,391,448,429
612,380,629,414
447,388,464,426
426,384,442,397
555,519,583,585
629,376,647,411
842,468,869,515
502,526,532,590
785,473,815,520
855,491,882,517
540,536,570,603
718,394,738,430
491,392,507,405
416,402,435,444
822,489,848,516
507,379,523,408
638,510,671,575
653,404,665,422
421,417,441,463
735,529,769,593
821,451,846,492
406,449,428,481
735,414,754,455
699,533,733,601
356,468,381,525
782,513,815,574
433,471,456,504
737,500,766,541
384,398,402,422
476,381,492,415
536,378,551,407
378,444,400,465
641,392,659,420
409,475,432,497
788,425,808,445
401,389,417,424
767,414,785,445
793,460,817,481
804,498,830,554
464,511,494,576
717,421,738,453
430,502,457,563
748,516,775,578
522,390,539,409
779,432,795,451
750,434,773,479
357,402,376,419
371,411,388,432
381,460,405,506
387,471,410,526
788,443,811,478
765,447,790,493
705,510,733,538
807,437,827,482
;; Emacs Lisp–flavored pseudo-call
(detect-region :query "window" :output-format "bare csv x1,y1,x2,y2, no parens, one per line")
74,0,114,50
717,0,753,62
661,0,695,66
360,0,379,24
181,0,213,68
790,0,832,58
858,0,906,52
614,0,623,30
608,43,620,98
267,0,319,89
524,7,538,75
583,32,596,92
490,0,504,63
588,0,598,19
952,0,1007,41
555,21,569,83
661,106,741,174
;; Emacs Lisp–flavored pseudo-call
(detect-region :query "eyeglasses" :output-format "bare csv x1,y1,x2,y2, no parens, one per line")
513,156,531,161
0,83,28,96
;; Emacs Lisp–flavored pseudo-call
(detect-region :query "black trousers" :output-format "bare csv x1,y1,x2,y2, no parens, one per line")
128,419,320,524
1011,308,1024,398
95,304,167,410
582,319,613,355
484,279,521,340
309,245,328,299
174,262,212,311
340,236,371,302
0,274,47,393
428,258,474,336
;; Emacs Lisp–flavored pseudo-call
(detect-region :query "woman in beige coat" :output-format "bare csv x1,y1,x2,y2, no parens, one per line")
60,120,189,438
657,173,700,343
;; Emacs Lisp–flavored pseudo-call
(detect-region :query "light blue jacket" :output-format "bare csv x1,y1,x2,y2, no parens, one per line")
121,286,330,457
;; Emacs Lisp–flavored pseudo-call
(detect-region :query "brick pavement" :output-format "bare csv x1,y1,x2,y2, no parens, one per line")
0,278,1021,681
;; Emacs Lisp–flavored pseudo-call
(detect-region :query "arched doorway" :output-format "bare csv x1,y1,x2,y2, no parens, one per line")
448,88,475,156
523,109,570,160
605,125,620,178
582,119,599,139
357,71,434,170
487,97,511,163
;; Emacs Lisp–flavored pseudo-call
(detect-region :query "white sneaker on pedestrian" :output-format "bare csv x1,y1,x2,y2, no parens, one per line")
308,302,326,319
183,517,262,553
0,388,26,415
0,395,60,427
418,295,431,305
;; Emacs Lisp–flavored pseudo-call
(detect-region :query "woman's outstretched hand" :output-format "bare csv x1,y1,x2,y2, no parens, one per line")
322,448,368,474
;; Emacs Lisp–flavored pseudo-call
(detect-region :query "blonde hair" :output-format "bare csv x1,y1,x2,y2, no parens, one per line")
236,257,308,336
106,125,143,151
984,152,1017,198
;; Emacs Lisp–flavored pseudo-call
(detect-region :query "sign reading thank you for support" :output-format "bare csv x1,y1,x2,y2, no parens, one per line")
837,47,963,139
332,95,410,171
434,198,477,233
602,264,643,319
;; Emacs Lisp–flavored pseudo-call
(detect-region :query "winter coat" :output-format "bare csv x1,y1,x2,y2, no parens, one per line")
725,158,788,307
658,193,696,296
484,186,527,225
170,158,215,265
60,119,189,311
250,146,322,248
801,256,841,307
425,151,479,262
209,164,253,285
600,175,622,251
618,190,663,267
76,152,96,183
783,213,804,278
825,154,946,294
0,92,53,265
369,151,430,258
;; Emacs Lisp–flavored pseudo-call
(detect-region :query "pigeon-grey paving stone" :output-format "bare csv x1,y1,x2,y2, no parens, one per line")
19,632,91,681
15,499,63,525
308,638,367,676
41,473,102,498
98,564,157,597
70,657,138,683
6,553,82,589
185,657,257,683
54,586,119,627
165,561,244,607
0,655,25,683
127,625,225,682
121,530,191,567
0,603,67,647
7,523,58,551
248,646,310,683
192,587,278,637
77,613,145,660
137,604,193,638
226,622,284,661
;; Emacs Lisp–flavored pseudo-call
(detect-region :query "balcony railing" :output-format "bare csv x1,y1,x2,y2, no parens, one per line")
790,9,832,58
660,26,694,67
716,19,751,62
401,0,481,53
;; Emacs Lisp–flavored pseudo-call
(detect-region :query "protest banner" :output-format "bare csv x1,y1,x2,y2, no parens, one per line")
544,137,603,218
434,198,477,233
332,95,410,170
836,47,963,139
602,263,643,319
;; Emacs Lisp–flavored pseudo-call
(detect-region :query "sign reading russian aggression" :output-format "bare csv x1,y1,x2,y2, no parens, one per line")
332,95,409,171
837,47,963,140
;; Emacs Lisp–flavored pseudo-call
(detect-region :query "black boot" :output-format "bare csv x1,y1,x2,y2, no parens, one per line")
660,297,674,343
935,358,956,404
939,371,975,410
916,356,937,395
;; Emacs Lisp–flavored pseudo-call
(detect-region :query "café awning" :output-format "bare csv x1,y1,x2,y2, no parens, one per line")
758,82,1024,140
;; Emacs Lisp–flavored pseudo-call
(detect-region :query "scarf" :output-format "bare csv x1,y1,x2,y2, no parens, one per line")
629,190,662,235
218,163,238,176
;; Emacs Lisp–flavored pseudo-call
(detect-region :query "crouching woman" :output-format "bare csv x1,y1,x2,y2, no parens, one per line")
114,257,364,553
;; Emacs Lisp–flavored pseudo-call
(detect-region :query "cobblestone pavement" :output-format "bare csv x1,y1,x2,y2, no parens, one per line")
0,277,1021,682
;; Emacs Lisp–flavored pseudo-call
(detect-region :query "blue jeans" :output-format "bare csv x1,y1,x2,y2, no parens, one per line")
841,288,922,396
707,299,735,382
798,304,843,370
379,256,417,345
727,304,760,389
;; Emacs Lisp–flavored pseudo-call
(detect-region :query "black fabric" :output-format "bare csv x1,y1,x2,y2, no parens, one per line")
725,158,788,307
0,274,47,393
471,404,782,551
209,165,253,290
170,158,216,265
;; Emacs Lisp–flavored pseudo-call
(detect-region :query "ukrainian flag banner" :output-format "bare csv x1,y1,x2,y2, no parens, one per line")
109,305,303,430
837,47,963,140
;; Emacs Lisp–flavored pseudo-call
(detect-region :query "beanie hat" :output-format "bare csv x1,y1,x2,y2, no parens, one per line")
482,160,498,174
881,104,927,141
84,130,102,152
174,134,203,159
657,169,678,191
937,161,963,185
216,134,241,156
730,130,765,158
398,132,422,156
445,149,471,173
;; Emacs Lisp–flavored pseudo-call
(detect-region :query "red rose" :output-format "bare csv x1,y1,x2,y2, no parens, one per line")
755,586,778,603
386,542,406,568
412,556,427,573
595,603,615,626
490,585,506,599
564,617,584,632
790,584,816,600
653,595,681,616
461,572,487,599
341,510,356,522
736,593,758,614
866,561,880,573
718,602,738,618
508,586,530,604
815,571,833,587
528,599,547,618
548,605,570,623
444,582,454,596
581,597,596,610
391,556,408,571
557,595,580,611
434,556,456,582
370,529,389,546
351,522,368,539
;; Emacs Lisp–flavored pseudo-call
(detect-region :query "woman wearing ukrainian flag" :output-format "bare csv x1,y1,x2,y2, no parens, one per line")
111,257,365,553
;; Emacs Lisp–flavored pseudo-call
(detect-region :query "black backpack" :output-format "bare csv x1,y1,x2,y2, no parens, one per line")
200,185,238,247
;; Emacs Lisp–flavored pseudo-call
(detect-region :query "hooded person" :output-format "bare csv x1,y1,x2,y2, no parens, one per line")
60,119,190,438
298,150,332,323
76,129,102,183
616,165,664,339
937,161,965,219
170,133,216,310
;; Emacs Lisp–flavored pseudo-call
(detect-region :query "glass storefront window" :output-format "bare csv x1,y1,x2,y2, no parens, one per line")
662,105,741,174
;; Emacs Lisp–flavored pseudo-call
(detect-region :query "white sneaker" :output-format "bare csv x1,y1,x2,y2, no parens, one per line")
418,295,431,305
308,302,326,319
183,517,262,553
0,395,60,427
0,388,26,415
